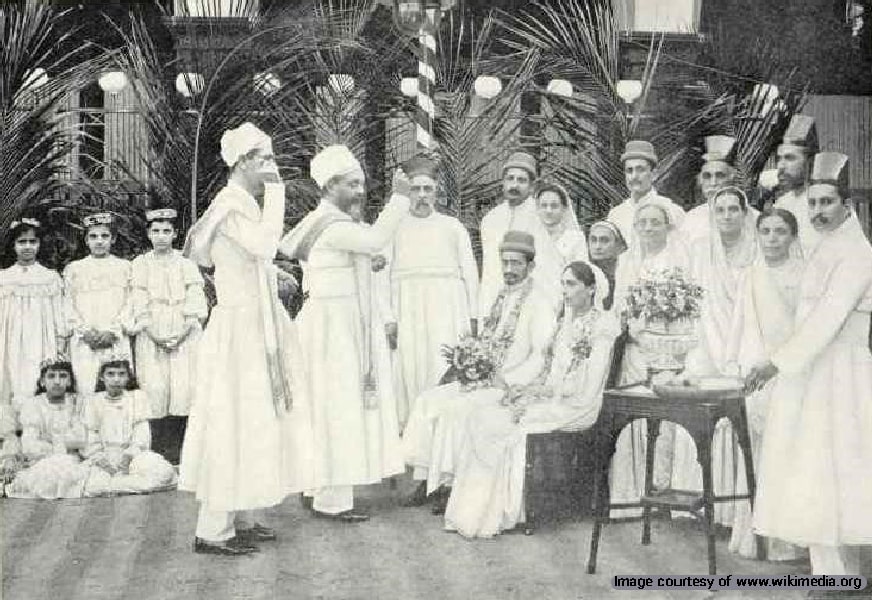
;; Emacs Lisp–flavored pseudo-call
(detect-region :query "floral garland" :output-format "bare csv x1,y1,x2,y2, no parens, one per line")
480,276,534,370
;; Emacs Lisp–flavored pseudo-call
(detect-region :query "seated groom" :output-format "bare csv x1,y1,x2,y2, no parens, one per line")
402,231,557,511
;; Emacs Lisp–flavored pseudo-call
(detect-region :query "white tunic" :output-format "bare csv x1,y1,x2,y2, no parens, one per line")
0,263,66,405
402,278,557,493
129,250,208,417
63,256,132,394
755,213,872,546
384,213,479,428
606,189,686,248
179,181,313,511
478,196,540,319
280,195,410,489
535,228,589,311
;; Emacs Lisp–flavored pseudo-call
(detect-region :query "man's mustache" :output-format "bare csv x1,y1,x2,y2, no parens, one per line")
812,214,828,224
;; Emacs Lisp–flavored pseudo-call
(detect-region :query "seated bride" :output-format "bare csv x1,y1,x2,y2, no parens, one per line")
443,260,619,538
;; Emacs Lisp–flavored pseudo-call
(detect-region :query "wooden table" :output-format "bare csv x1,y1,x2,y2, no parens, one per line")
586,385,764,575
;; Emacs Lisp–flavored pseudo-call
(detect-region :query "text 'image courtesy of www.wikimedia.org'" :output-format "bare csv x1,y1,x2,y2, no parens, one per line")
613,574,868,592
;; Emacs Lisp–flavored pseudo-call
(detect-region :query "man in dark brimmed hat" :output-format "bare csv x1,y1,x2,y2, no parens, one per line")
478,151,544,321
403,229,556,512
380,155,479,432
773,115,821,255
606,140,685,247
746,152,872,576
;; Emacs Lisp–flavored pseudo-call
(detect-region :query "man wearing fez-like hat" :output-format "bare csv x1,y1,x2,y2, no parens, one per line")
607,140,686,247
746,151,872,576
478,151,544,321
377,155,479,439
683,135,753,242
280,145,412,522
773,114,821,255
181,122,307,555
403,229,556,512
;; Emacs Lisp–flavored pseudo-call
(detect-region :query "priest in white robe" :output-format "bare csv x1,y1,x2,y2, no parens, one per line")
381,156,479,430
179,123,313,556
746,153,872,575
607,140,685,247
402,231,557,510
478,152,542,320
773,115,821,256
280,146,409,522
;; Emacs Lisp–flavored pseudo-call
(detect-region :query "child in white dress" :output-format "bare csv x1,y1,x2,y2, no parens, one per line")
4,360,89,499
63,213,132,394
81,357,176,496
129,208,207,464
0,219,67,407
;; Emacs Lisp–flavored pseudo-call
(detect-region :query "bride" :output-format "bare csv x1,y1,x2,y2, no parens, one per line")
443,261,619,538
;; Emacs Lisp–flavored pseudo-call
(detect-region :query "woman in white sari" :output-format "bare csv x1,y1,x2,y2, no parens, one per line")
725,208,804,560
444,261,618,538
532,182,588,311
670,187,759,527
609,199,691,516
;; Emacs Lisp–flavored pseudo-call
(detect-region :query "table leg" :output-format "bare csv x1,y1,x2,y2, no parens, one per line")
524,437,536,536
696,437,717,575
641,418,660,546
587,418,620,574
731,408,765,561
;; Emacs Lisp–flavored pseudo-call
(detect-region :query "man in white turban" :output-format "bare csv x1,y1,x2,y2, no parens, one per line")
280,145,410,521
180,122,314,555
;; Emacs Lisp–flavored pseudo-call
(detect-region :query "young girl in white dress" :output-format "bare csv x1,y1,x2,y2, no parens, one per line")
63,213,132,394
81,357,176,496
129,208,207,464
0,218,67,407
4,360,88,499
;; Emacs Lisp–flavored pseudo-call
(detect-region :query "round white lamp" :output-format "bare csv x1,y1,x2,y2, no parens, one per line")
473,75,502,99
98,71,129,95
546,78,573,98
253,71,281,97
175,73,205,98
400,77,419,98
616,79,643,104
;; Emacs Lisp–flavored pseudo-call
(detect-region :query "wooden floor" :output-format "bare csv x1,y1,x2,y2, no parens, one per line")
1,477,822,600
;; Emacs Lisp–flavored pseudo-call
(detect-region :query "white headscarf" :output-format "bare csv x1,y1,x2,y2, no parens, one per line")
562,259,611,312
309,145,364,188
220,122,273,168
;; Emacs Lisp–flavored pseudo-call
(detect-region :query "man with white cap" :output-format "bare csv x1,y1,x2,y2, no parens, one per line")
478,151,543,321
380,155,479,433
746,152,872,575
280,145,410,522
180,122,313,555
773,115,821,255
607,140,685,247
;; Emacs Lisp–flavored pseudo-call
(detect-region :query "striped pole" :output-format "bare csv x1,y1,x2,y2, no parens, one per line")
416,9,437,150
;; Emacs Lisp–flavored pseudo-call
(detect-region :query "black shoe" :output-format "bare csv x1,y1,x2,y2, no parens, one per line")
236,523,277,542
193,536,258,556
300,494,314,511
313,509,370,523
401,481,430,507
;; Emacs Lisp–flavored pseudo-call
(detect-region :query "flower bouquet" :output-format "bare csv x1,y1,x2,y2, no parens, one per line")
441,334,500,392
624,267,704,375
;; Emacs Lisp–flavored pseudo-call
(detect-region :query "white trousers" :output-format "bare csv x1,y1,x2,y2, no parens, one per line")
306,486,353,514
195,506,259,542
809,545,862,575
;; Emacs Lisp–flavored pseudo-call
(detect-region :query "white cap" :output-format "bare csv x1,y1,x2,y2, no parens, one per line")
220,122,273,168
309,144,364,188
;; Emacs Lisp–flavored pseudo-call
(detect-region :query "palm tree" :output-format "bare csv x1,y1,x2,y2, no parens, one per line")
0,4,112,254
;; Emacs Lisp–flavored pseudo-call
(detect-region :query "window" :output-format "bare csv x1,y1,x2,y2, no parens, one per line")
172,0,259,17
616,0,701,33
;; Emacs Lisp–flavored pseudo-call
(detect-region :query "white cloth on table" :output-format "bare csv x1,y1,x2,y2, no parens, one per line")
179,181,314,512
63,256,131,393
0,263,66,405
382,212,478,430
129,250,208,417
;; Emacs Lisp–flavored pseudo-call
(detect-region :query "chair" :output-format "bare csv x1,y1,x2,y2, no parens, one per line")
520,329,627,534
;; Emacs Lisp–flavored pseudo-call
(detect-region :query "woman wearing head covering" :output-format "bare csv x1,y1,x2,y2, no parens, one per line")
443,260,619,538
669,186,760,528
587,220,628,311
609,198,692,517
724,208,805,560
531,182,588,311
